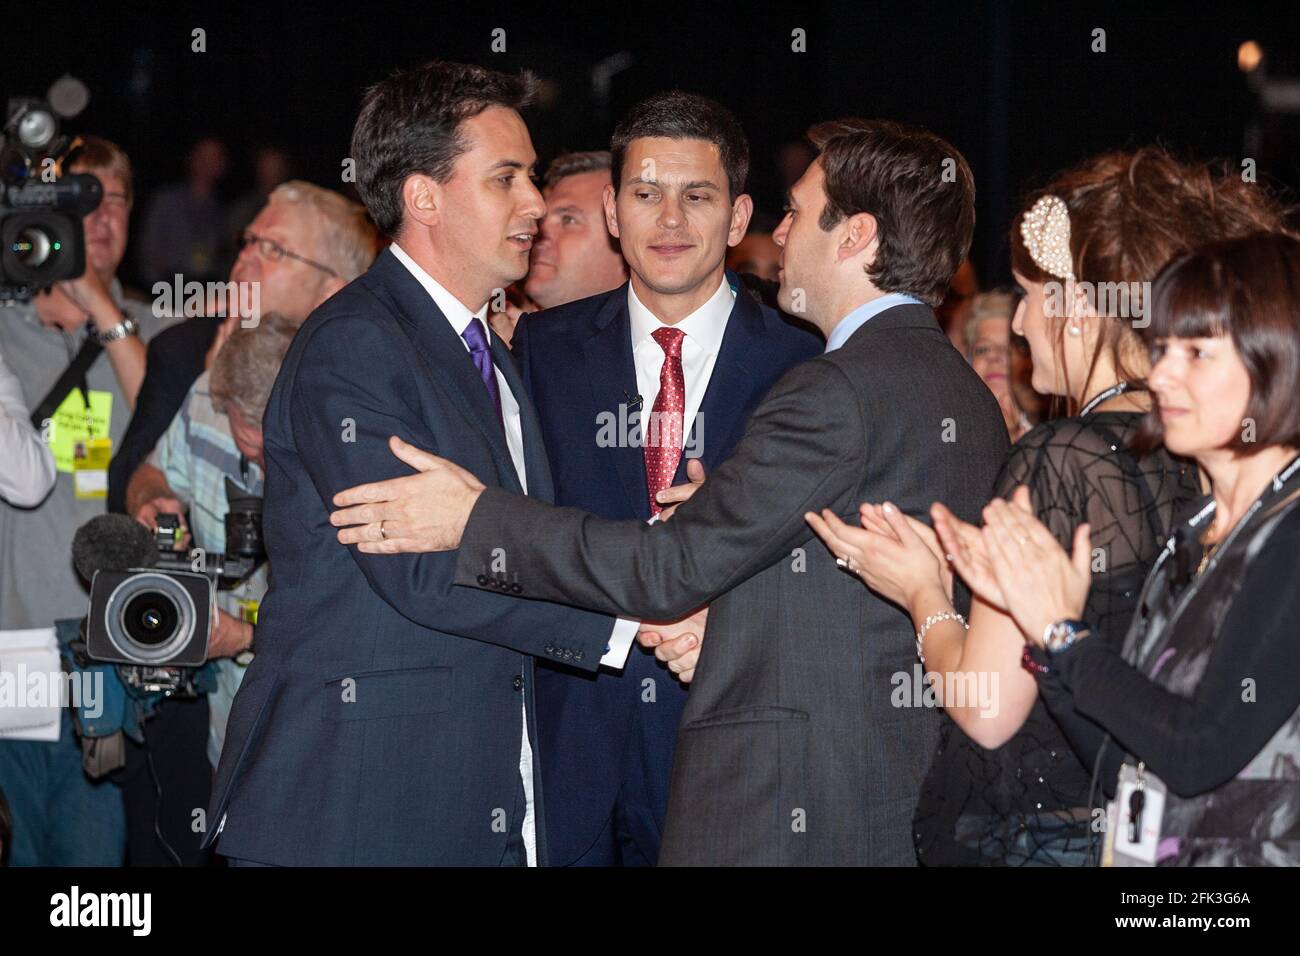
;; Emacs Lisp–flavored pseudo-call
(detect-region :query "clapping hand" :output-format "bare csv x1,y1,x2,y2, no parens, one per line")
979,486,1092,645
805,502,952,609
931,501,1007,612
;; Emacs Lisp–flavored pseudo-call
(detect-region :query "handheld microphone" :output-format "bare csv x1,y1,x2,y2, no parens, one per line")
72,513,157,583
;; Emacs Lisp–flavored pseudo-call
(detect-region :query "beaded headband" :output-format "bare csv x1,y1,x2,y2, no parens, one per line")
1019,194,1076,282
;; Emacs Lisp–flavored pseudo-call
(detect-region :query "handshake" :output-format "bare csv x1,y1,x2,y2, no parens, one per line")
637,605,707,684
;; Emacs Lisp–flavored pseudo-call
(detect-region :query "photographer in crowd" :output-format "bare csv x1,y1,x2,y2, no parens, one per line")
111,315,296,864
119,182,376,864
0,135,175,866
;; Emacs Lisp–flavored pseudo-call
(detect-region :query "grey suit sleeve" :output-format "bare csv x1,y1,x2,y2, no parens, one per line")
454,357,863,620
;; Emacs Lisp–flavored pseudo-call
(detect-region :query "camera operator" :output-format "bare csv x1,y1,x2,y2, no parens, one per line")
118,183,376,864
111,315,295,864
0,135,176,866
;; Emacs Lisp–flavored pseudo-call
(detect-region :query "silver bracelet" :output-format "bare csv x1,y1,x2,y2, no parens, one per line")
95,314,139,345
915,610,968,665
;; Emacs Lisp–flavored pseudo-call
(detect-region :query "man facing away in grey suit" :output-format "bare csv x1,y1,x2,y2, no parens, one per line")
329,120,1011,865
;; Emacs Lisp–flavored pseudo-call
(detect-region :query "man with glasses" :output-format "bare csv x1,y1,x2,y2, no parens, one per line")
109,182,374,516
114,181,377,865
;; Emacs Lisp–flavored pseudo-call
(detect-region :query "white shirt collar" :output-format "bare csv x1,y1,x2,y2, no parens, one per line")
627,276,734,357
389,242,489,336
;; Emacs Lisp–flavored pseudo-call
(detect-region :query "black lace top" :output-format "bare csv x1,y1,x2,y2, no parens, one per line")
912,411,1202,866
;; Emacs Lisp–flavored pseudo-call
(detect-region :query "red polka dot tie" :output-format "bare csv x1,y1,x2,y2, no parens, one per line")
644,327,686,516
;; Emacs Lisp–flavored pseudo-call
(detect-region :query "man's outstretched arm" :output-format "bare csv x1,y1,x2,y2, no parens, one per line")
293,312,618,671
332,357,865,622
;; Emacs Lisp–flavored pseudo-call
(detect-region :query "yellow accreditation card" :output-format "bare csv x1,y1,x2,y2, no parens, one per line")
236,598,259,626
47,389,113,498
73,437,113,499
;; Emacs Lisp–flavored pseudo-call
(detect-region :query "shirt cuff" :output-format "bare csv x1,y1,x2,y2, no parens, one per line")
600,617,640,670
598,510,659,669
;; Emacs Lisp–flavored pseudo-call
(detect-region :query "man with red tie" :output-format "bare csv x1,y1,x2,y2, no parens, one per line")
507,91,821,865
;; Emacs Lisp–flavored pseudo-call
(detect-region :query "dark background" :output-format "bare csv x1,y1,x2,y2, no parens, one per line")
6,0,1298,289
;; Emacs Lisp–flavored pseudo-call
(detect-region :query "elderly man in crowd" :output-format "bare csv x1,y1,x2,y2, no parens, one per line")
117,182,377,865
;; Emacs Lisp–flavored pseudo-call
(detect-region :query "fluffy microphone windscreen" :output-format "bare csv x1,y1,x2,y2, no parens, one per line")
72,513,158,583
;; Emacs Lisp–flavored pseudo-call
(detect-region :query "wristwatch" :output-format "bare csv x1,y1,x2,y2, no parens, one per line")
235,622,256,666
1042,619,1091,655
94,313,139,345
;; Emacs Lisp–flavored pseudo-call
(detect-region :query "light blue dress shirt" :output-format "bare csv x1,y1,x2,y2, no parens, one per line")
824,293,924,353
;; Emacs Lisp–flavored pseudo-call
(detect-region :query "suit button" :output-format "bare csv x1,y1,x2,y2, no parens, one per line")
544,644,554,654
575,650,584,662
563,649,574,659
512,675,523,692
476,574,488,585
510,583,522,594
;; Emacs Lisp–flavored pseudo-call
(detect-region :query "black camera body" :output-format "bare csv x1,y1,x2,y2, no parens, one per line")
150,483,265,584
85,567,212,668
1,90,99,301
79,479,265,680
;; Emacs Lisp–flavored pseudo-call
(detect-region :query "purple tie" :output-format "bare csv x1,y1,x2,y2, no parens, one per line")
461,316,504,431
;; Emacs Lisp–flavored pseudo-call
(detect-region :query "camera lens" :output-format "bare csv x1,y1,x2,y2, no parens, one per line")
102,572,198,664
2,211,80,285
122,590,180,646
12,226,56,268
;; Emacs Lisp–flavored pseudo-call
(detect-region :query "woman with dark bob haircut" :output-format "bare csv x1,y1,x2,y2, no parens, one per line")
947,231,1300,865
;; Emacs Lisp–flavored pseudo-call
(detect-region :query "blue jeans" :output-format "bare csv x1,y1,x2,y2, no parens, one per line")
0,709,125,866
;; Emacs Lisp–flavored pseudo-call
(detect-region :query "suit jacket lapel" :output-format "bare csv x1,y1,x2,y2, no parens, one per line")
367,250,523,493
583,285,651,518
678,273,760,480
491,330,553,502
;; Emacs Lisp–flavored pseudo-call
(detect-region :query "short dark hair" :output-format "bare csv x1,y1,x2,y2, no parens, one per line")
807,119,975,308
1137,232,1300,453
351,60,538,235
543,150,612,191
609,91,749,202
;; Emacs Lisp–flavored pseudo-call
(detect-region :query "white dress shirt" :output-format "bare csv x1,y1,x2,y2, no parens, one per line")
0,350,56,507
390,244,635,866
628,277,735,461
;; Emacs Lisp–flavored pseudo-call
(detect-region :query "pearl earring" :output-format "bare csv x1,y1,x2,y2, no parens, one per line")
1067,325,1081,336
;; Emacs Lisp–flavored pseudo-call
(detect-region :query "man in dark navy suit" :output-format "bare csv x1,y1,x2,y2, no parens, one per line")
203,61,640,866
512,92,821,866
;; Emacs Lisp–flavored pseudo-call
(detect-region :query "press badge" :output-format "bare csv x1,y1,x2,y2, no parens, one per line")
73,437,112,500
49,388,113,478
1102,761,1166,866
236,598,259,626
